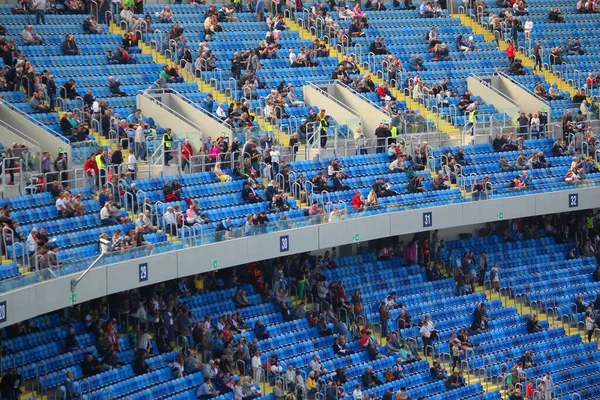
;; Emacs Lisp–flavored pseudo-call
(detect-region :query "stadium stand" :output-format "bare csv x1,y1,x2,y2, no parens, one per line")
2,0,600,399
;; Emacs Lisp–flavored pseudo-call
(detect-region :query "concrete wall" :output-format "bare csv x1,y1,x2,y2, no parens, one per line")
303,85,361,133
0,124,38,151
137,94,204,149
0,103,71,167
1,185,599,328
467,77,520,122
492,76,551,120
330,85,388,138
168,95,233,143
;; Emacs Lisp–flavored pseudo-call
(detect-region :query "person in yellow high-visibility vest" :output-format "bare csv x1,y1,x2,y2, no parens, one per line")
162,128,173,166
390,124,398,144
95,149,107,187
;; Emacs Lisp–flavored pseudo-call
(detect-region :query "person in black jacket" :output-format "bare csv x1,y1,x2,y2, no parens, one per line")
0,369,21,400
65,325,78,351
82,353,106,377
134,349,152,375
375,122,391,153
407,176,425,193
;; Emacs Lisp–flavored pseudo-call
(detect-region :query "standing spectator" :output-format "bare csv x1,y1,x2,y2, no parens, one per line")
134,123,147,161
181,138,193,173
162,128,173,166
419,315,437,356
111,145,123,174
506,40,515,65
32,0,47,24
532,40,542,71
255,0,265,21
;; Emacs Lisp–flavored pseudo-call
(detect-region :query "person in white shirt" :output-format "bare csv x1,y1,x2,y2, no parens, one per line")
127,152,137,179
98,233,110,252
134,123,147,161
286,86,305,107
120,7,134,25
100,203,117,225
529,113,540,136
269,145,281,174
524,17,533,40
26,228,37,262
352,384,363,400
251,351,263,382
419,315,437,356
55,193,66,214
21,25,42,45
309,355,327,376
328,207,346,223
284,365,295,388
289,49,303,67
216,103,227,119
264,101,276,122
163,206,178,236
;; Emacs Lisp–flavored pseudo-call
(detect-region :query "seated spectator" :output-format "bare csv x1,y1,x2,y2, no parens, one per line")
160,207,178,237
30,90,50,112
548,7,565,22
108,77,127,96
242,181,262,203
63,79,80,99
526,314,544,333
432,173,448,190
234,287,251,308
509,59,525,75
62,34,80,55
82,16,103,34
254,320,269,340
514,154,528,170
407,175,425,193
214,162,232,182
82,353,110,376
430,359,447,380
65,0,84,13
21,25,42,45
445,371,464,389
159,6,174,22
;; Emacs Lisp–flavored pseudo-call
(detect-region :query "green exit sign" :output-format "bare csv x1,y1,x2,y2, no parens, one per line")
211,260,218,270
353,233,360,242
70,293,77,304
497,212,504,220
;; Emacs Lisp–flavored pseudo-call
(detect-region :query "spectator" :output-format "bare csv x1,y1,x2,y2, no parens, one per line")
65,325,78,351
29,90,50,112
21,25,42,45
61,34,79,55
254,320,269,340
108,77,126,96
196,377,218,399
163,206,178,236
526,314,544,333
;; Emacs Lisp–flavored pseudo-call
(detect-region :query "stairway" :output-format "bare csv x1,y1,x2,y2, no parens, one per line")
455,14,578,97
107,24,301,157
283,18,463,141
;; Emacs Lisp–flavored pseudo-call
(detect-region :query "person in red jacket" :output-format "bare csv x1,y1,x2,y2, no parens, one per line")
83,153,98,190
180,138,194,173
351,191,365,210
506,41,515,65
